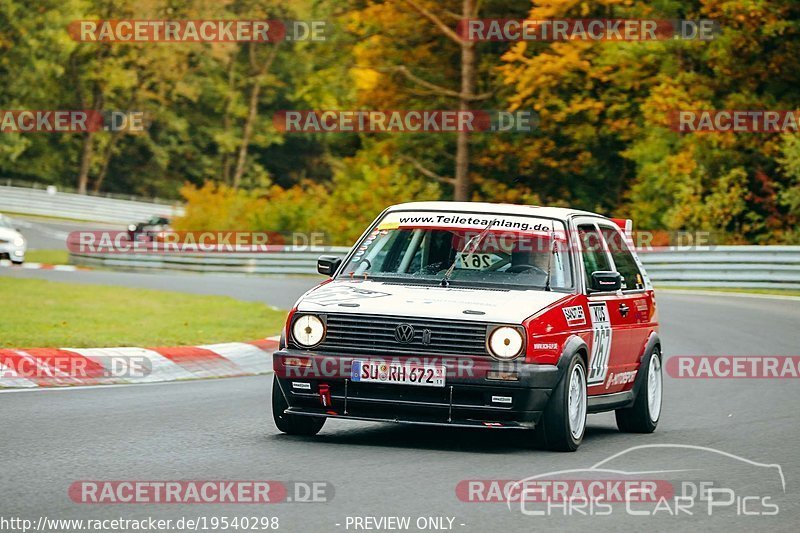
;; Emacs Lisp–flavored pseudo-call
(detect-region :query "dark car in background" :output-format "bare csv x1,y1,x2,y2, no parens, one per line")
127,216,171,242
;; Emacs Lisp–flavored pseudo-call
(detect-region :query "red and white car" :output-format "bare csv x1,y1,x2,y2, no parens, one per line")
272,202,662,451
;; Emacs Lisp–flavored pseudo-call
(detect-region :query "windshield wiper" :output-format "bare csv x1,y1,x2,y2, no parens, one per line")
440,220,494,287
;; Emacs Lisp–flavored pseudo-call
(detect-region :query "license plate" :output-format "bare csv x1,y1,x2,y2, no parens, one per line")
351,360,445,388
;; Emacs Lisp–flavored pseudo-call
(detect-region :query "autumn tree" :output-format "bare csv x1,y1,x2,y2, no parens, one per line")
502,0,800,242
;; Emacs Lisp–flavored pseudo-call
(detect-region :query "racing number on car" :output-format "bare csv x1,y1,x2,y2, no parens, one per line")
458,254,495,269
588,302,612,385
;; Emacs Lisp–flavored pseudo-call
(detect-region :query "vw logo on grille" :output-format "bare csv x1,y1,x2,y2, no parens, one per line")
394,324,415,343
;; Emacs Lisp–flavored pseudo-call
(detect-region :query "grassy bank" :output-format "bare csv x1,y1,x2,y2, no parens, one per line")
25,249,70,265
0,277,285,348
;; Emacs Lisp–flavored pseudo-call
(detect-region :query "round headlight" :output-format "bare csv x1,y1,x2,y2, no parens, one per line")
13,236,25,247
292,315,325,347
488,326,524,360
128,224,137,232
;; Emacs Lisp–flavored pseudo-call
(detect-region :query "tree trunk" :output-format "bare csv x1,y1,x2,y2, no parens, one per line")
77,131,94,195
221,55,236,185
454,0,476,202
232,80,261,190
92,133,118,193
232,43,279,189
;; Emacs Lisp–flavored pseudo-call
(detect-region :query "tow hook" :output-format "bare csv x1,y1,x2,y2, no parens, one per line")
319,383,332,407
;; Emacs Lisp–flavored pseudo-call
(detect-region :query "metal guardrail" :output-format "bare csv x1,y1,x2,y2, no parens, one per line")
638,246,800,289
70,247,349,275
69,245,800,288
2,178,177,204
0,185,183,223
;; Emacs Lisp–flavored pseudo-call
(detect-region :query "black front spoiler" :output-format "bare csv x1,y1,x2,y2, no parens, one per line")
284,406,533,430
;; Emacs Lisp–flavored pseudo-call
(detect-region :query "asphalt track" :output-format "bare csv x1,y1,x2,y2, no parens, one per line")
0,267,321,309
4,214,121,251
1,267,799,532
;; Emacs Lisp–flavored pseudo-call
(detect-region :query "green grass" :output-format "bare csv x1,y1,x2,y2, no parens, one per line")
25,249,70,265
658,286,800,297
0,278,286,348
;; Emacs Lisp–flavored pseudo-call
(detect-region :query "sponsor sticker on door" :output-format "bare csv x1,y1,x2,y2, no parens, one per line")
563,305,586,327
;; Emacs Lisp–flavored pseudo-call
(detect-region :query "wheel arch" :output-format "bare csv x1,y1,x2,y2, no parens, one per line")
631,331,662,400
556,335,589,377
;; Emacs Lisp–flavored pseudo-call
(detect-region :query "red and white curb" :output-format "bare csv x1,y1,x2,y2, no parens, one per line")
0,336,280,389
0,260,86,271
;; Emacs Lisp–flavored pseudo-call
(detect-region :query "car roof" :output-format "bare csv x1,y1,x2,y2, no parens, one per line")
386,201,607,221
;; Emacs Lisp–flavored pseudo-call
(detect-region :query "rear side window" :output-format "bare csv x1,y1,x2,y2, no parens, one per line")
577,225,611,282
600,226,644,290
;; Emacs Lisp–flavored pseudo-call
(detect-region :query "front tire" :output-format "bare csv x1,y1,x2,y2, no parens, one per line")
272,376,325,436
533,353,587,452
615,347,662,433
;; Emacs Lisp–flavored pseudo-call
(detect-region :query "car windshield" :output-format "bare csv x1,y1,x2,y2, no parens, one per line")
339,212,574,290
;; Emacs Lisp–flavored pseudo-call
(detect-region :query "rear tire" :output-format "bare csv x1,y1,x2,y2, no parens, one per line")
272,376,325,436
615,347,662,433
533,353,587,452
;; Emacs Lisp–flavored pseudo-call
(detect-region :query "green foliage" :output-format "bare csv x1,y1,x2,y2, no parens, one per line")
175,142,441,245
317,142,442,243
776,135,800,242
502,0,800,242
0,277,286,348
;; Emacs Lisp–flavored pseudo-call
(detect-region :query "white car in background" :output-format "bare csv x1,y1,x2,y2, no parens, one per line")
0,214,26,264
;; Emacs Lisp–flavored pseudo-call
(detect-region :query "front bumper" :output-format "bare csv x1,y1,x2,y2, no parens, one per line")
273,349,563,429
0,243,25,262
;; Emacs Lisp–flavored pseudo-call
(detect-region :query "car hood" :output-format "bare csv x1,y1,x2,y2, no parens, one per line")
0,227,22,241
296,279,570,324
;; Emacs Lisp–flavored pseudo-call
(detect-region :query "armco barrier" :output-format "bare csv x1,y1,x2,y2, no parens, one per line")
68,245,800,289
638,246,800,289
0,184,183,223
70,247,351,275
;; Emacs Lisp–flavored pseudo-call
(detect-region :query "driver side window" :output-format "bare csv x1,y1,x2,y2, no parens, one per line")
600,226,644,291
578,224,611,284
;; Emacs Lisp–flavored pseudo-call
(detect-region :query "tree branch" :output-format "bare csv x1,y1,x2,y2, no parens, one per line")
375,65,492,101
391,66,461,98
399,0,464,45
400,155,456,185
441,10,462,21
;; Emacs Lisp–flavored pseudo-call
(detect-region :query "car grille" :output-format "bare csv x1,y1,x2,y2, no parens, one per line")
300,313,489,357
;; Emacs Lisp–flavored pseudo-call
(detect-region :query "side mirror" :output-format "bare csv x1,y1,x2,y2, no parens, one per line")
317,255,343,276
590,271,622,292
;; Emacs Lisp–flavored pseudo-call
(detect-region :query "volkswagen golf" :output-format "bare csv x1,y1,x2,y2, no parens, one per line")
271,202,662,451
